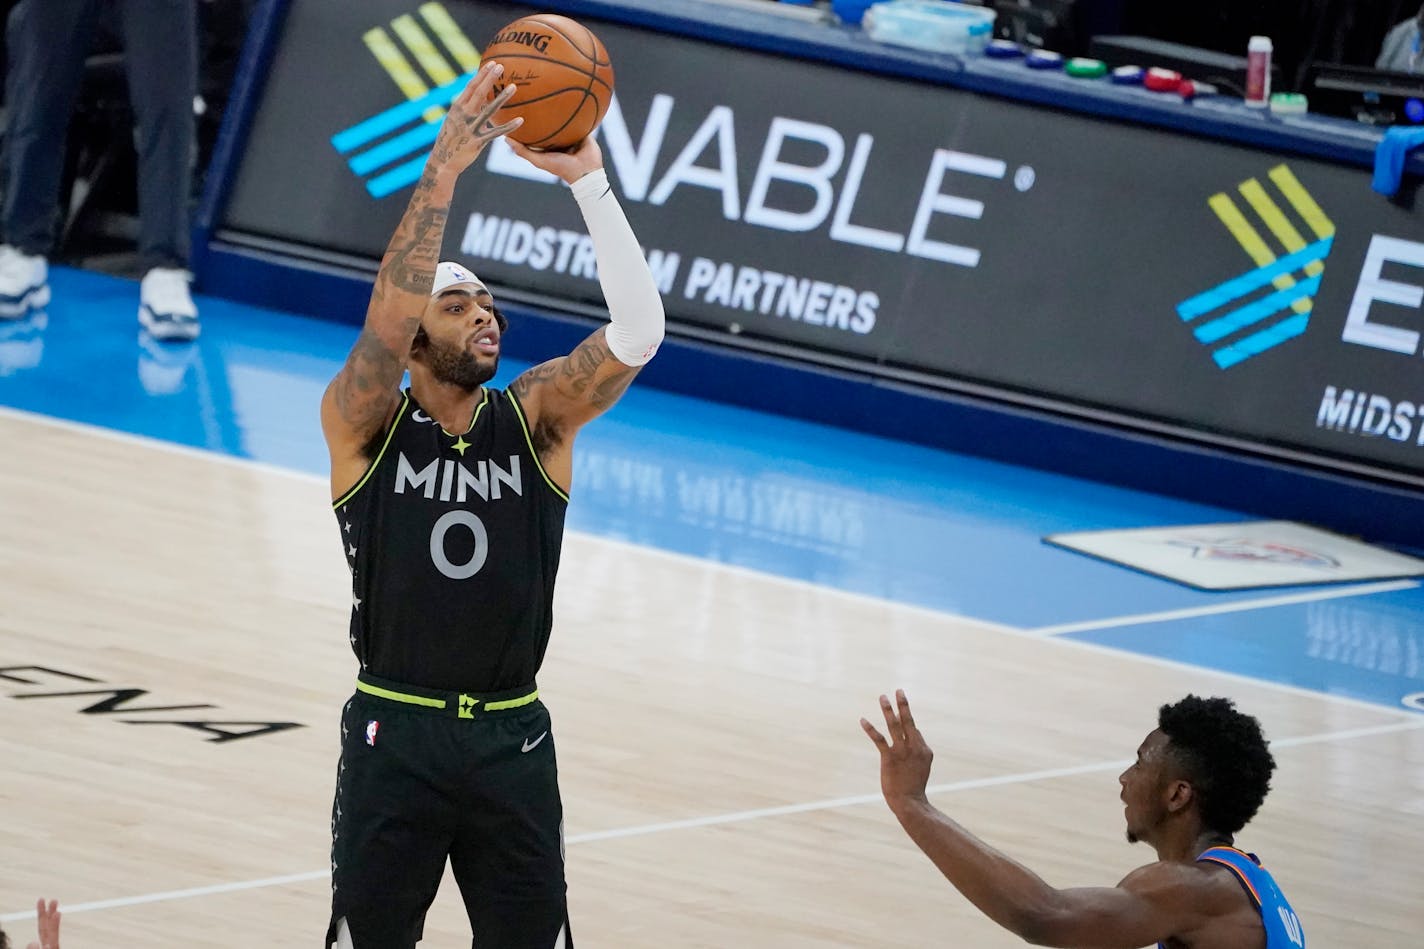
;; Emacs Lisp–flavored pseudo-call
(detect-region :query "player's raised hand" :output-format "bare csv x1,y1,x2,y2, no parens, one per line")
25,898,60,949
861,689,934,806
429,62,523,174
507,135,603,186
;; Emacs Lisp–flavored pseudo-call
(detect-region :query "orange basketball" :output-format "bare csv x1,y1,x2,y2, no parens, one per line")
481,14,615,152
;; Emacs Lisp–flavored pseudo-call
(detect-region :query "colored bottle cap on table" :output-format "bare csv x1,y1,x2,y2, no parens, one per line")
985,38,1023,58
1064,57,1107,78
1025,49,1064,69
1269,92,1308,115
1110,64,1144,85
1144,67,1183,92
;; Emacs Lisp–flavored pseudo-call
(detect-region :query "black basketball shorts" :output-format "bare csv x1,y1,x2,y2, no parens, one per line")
326,674,571,948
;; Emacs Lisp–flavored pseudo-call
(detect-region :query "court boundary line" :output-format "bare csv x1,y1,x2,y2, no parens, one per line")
2,717,1419,923
1029,580,1420,636
1,404,1418,722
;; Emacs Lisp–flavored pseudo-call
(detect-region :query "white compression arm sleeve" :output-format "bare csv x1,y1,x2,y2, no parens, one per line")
571,168,665,366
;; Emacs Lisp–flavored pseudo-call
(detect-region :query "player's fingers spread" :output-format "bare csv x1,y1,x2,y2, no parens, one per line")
896,689,919,734
474,82,517,125
491,81,518,108
461,62,499,104
861,717,889,749
454,77,474,107
485,116,523,141
879,694,901,741
478,59,503,86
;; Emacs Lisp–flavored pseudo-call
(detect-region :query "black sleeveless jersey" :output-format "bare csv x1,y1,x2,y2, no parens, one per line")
333,388,568,691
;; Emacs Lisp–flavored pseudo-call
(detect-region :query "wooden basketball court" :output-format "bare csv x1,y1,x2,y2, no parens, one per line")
2,408,1420,947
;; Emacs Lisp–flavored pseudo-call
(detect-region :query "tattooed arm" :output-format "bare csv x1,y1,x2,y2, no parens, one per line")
510,327,643,483
507,137,666,488
320,63,520,498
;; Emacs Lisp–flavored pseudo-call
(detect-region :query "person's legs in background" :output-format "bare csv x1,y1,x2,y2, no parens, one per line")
0,0,100,318
121,0,200,340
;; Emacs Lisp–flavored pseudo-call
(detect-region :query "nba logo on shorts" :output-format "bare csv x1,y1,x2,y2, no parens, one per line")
365,720,380,746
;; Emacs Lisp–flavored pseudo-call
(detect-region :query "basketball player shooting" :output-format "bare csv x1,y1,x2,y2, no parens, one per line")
319,58,664,948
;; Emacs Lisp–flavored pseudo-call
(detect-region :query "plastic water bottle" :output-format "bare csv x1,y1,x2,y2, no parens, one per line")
1245,36,1272,108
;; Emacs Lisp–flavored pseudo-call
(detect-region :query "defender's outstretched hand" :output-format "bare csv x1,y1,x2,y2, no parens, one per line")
429,62,523,174
25,898,60,949
861,689,934,806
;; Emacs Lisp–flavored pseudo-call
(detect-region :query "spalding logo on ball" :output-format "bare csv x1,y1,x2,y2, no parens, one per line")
481,14,615,152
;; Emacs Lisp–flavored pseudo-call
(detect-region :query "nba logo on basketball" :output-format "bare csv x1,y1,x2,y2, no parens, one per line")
365,720,380,746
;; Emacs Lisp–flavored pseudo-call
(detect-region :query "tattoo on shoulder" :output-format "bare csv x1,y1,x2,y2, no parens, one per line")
589,364,637,410
513,333,639,423
333,324,412,430
511,361,560,399
562,336,636,406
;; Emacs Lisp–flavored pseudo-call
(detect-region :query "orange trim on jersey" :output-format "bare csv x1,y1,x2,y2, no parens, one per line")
1199,854,1263,908
1204,845,1265,874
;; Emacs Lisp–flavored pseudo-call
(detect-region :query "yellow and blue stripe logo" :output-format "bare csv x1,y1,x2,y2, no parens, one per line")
1176,165,1335,369
332,3,479,198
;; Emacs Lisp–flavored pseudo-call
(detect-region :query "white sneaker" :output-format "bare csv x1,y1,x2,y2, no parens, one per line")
139,267,200,341
137,329,197,395
0,245,49,319
0,308,46,376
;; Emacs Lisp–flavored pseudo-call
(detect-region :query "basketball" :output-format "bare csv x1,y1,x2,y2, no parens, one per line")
481,14,615,152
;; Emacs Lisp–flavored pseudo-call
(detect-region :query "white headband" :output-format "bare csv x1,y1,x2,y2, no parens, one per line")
431,261,487,297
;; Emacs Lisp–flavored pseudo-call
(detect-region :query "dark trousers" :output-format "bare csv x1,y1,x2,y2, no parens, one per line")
3,0,195,270
328,690,573,949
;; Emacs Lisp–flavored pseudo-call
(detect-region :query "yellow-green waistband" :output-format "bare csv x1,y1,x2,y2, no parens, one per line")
355,671,538,718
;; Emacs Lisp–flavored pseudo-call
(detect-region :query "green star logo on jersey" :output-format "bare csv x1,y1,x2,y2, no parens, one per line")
458,694,477,718
452,435,471,456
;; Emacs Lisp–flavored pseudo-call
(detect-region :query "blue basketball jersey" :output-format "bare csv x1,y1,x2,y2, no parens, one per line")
1158,846,1305,948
